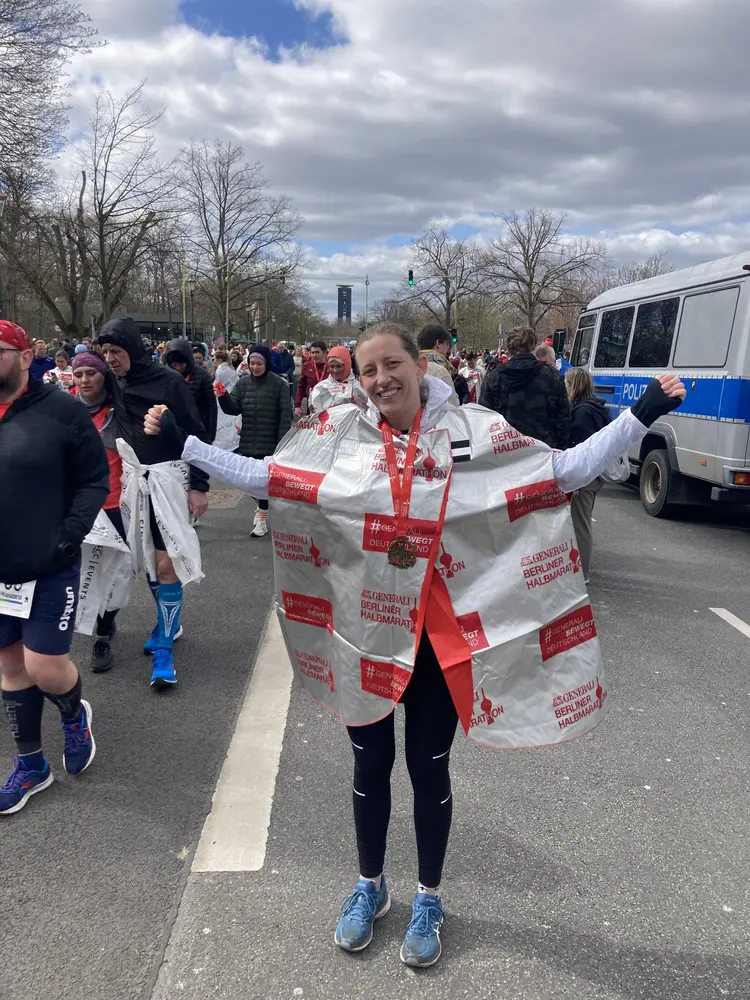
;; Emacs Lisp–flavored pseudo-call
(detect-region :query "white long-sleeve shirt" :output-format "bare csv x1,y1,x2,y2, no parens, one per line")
181,408,644,500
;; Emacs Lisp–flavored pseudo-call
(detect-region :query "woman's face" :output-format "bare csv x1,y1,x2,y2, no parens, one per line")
356,334,426,428
327,358,345,382
294,347,304,358
249,354,267,376
73,366,105,400
56,353,68,369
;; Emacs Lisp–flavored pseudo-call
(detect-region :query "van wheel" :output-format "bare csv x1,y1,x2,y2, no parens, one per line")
640,449,672,517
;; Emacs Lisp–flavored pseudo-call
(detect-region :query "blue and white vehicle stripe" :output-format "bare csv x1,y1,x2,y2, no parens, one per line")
591,373,750,424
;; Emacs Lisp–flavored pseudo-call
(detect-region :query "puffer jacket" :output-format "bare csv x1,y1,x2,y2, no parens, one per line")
479,351,571,449
218,369,293,459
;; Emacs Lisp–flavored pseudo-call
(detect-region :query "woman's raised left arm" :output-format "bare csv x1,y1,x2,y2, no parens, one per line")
552,375,686,494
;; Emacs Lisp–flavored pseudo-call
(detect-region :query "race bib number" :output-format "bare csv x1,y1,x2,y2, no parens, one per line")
0,580,36,619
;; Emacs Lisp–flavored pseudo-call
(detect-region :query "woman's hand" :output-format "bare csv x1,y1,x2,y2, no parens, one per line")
144,404,168,436
657,373,687,401
631,375,687,428
214,381,226,398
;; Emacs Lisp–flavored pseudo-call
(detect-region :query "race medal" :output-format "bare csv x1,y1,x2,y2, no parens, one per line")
380,411,423,570
387,536,418,569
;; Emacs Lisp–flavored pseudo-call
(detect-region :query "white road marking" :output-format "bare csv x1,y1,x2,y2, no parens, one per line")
192,611,293,873
710,608,750,640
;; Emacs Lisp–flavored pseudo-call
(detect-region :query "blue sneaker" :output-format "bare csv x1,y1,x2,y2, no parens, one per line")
62,699,96,776
400,892,444,967
143,624,183,655
0,757,54,815
150,648,177,689
334,876,391,952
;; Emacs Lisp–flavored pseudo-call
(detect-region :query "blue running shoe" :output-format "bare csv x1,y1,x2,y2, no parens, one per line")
63,699,96,776
0,757,54,815
400,892,444,967
334,876,390,952
150,648,177,689
143,624,183,655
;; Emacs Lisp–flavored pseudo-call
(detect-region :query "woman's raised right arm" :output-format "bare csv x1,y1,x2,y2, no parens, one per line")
181,436,271,498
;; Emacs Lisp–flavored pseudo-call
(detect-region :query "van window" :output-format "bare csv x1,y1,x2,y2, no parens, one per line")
673,286,739,368
628,297,679,368
594,306,633,368
571,312,597,366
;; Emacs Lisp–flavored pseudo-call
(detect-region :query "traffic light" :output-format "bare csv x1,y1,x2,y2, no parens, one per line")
408,269,414,286
450,328,458,344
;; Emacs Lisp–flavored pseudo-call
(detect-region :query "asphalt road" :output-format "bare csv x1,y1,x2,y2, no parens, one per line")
5,484,750,1000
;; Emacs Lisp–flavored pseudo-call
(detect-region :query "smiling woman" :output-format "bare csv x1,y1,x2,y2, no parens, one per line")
142,320,686,968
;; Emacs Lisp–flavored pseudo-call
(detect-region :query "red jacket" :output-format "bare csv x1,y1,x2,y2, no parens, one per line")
295,358,328,408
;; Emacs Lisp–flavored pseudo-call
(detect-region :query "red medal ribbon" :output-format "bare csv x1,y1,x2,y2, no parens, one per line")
380,409,423,539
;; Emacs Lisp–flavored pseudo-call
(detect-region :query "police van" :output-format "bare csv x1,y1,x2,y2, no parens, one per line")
570,251,750,516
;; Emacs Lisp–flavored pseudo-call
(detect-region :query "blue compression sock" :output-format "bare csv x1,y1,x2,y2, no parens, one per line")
155,582,183,651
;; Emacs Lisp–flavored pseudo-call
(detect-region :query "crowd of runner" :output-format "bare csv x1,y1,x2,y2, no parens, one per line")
0,315,685,969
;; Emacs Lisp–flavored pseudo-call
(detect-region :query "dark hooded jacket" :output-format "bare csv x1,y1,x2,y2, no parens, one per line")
479,351,571,449
0,378,109,583
98,317,209,492
569,396,611,448
165,338,217,444
218,344,292,459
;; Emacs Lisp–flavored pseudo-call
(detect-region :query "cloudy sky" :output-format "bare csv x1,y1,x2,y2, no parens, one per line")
70,0,750,316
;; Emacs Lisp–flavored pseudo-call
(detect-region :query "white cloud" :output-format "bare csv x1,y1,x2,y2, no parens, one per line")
66,0,750,315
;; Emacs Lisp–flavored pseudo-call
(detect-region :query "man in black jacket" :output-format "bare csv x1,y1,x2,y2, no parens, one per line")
99,317,208,690
165,337,218,443
0,321,108,814
479,326,571,449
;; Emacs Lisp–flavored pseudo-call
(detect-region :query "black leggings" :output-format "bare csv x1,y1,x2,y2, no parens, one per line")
347,634,459,887
96,507,125,638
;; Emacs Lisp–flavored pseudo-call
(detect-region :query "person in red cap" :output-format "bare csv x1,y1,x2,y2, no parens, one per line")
0,321,109,814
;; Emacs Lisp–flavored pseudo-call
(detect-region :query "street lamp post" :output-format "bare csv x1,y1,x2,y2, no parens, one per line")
225,263,231,342
187,278,195,339
0,190,7,320
364,273,370,327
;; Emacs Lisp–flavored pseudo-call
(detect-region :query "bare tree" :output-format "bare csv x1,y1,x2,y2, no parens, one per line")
178,140,303,334
481,209,607,333
0,0,98,165
612,249,673,286
369,294,427,329
81,84,173,325
408,225,481,329
562,248,675,320
0,165,93,335
126,221,185,334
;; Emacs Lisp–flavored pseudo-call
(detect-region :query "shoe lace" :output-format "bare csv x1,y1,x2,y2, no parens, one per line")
93,639,109,655
340,885,379,923
152,649,172,672
408,898,442,936
2,760,29,791
62,708,89,752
